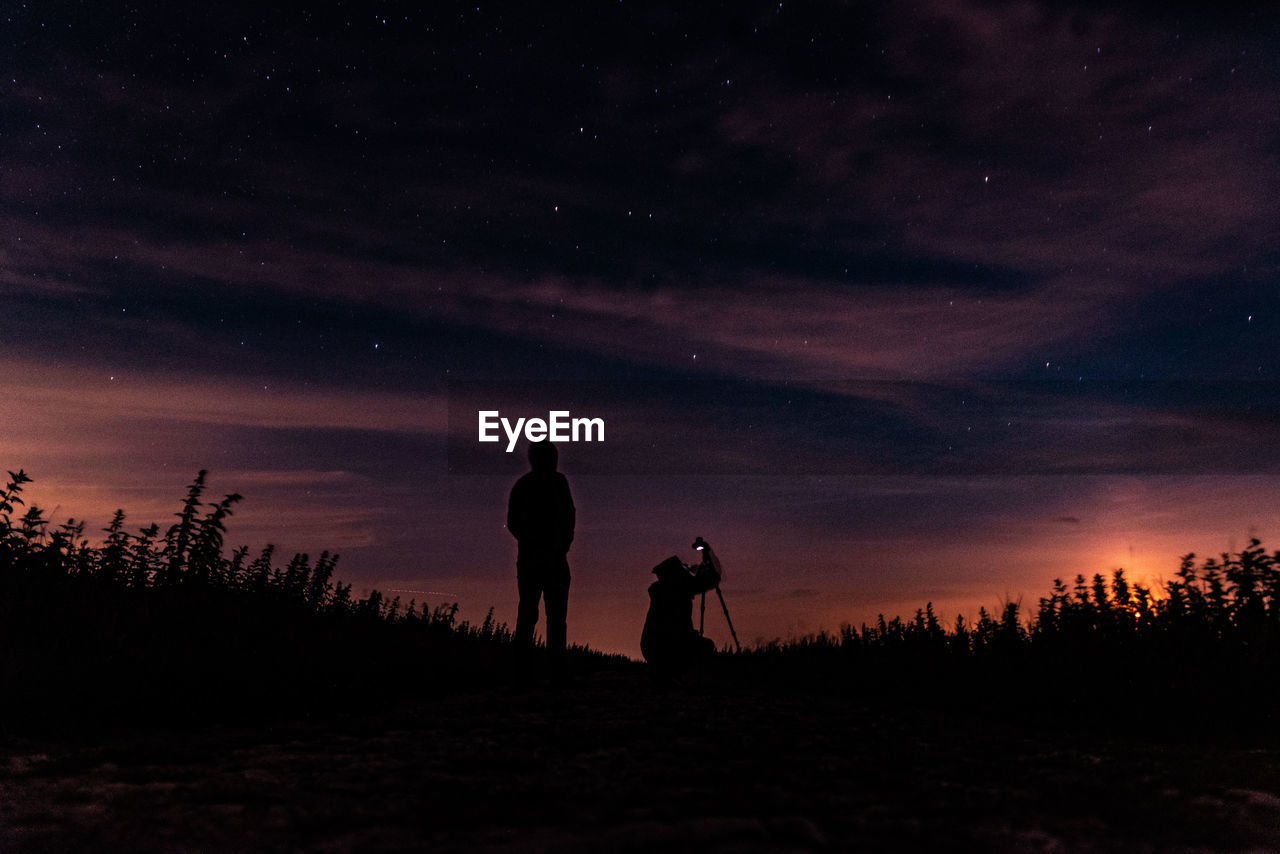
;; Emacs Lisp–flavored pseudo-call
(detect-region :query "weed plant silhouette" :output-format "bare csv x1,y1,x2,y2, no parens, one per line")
733,542,1280,731
7,467,1278,735
0,469,570,733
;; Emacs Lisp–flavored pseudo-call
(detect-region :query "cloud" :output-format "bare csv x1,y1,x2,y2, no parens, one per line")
6,1,1275,399
0,205,1095,385
718,0,1280,284
2,362,446,433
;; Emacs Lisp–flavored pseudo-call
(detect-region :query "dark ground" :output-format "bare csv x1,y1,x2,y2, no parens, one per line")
3,666,1280,853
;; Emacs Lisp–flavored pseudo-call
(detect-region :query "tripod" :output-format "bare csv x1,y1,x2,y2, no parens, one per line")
700,586,741,653
695,538,742,653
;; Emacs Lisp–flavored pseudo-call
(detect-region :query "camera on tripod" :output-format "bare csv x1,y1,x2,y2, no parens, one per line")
690,536,738,652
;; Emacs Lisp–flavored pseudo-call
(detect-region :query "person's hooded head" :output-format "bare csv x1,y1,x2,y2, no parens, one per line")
652,555,688,582
528,439,559,473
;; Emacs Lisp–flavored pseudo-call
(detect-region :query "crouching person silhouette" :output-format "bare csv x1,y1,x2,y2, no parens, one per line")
507,440,575,683
640,552,721,681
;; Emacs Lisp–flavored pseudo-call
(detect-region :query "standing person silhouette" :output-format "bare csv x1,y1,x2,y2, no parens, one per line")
507,439,575,681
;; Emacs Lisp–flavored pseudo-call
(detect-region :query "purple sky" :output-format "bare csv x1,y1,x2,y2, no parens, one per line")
5,2,1280,654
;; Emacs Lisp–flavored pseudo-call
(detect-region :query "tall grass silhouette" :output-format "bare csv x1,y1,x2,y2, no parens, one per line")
734,545,1280,730
0,468,580,732
744,545,1280,659
5,467,1278,735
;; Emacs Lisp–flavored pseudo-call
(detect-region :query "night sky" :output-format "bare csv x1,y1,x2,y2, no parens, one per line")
5,1,1280,655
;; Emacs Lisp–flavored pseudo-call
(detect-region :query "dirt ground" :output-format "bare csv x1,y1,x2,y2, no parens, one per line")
3,668,1280,853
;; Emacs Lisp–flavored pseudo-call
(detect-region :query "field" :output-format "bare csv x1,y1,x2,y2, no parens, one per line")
4,664,1280,853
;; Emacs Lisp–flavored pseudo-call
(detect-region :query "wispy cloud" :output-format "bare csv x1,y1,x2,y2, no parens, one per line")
2,362,445,432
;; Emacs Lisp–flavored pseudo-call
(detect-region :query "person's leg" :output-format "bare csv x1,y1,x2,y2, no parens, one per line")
669,632,716,686
643,637,677,686
543,561,571,680
515,571,543,649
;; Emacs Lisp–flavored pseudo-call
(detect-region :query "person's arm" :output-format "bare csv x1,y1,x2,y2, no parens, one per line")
563,476,575,551
692,557,720,592
506,481,522,541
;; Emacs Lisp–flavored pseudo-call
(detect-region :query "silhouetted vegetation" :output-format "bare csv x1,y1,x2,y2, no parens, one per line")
6,467,1279,738
0,469,620,735
732,544,1280,732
